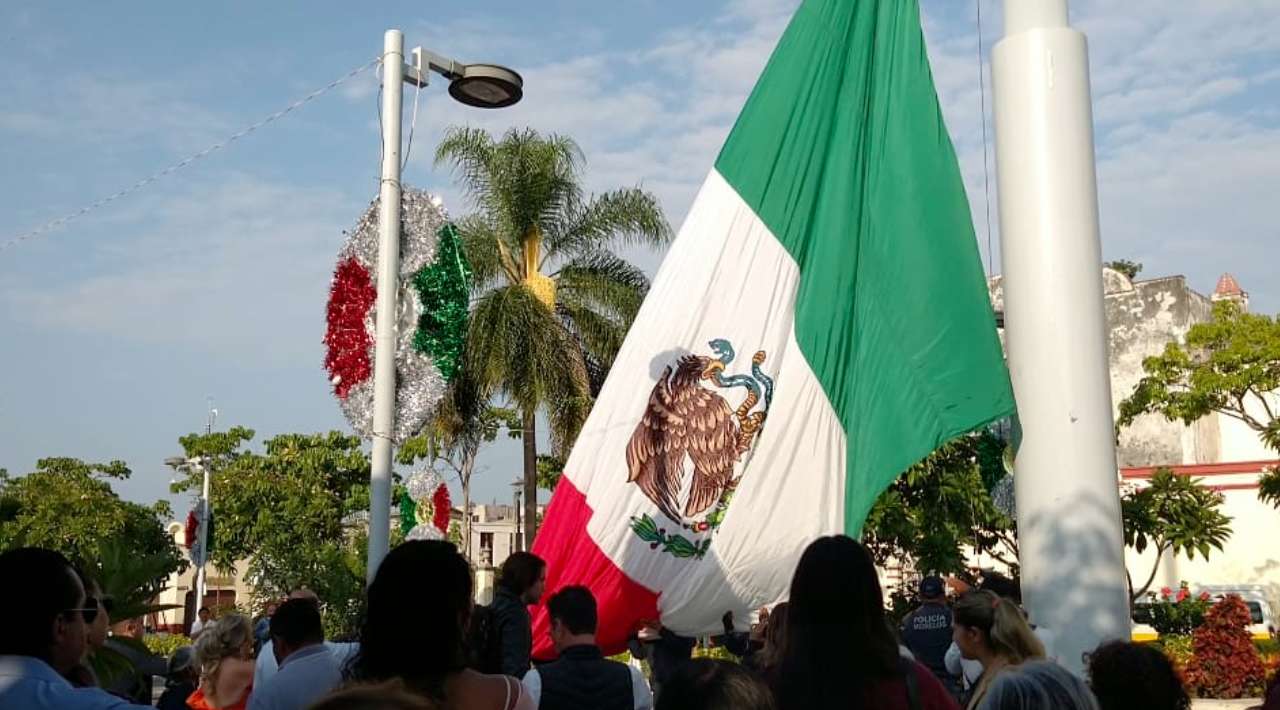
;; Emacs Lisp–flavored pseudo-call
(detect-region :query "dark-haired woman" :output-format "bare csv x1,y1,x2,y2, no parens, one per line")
346,540,534,710
773,535,959,710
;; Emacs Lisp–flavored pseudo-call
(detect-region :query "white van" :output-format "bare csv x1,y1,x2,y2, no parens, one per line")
1195,584,1280,640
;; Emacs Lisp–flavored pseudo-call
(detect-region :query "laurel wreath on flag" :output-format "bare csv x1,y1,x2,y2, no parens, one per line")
323,189,472,443
399,468,452,540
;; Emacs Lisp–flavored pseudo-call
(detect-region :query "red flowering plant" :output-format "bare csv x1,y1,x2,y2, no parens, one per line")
1184,594,1266,698
1146,582,1212,637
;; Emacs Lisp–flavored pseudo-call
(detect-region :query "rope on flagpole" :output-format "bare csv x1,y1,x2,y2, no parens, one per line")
976,0,995,276
0,56,381,254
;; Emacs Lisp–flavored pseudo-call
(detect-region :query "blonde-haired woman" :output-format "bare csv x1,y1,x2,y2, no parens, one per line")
188,613,255,710
952,591,1045,710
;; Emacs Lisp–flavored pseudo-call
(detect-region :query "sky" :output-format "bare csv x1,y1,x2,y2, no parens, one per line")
1,1,1277,516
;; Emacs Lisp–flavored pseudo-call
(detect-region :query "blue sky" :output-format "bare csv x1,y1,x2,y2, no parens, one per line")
2,1,1277,516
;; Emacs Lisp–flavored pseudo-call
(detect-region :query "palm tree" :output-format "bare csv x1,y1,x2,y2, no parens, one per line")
435,127,672,548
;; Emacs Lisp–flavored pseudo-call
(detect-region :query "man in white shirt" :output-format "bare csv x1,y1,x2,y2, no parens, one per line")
189,607,211,639
247,599,343,710
253,589,357,685
522,586,651,710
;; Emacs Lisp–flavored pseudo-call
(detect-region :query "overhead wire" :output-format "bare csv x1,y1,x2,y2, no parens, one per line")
1,56,380,253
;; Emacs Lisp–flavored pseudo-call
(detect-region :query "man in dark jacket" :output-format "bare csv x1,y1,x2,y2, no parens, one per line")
521,586,651,710
627,622,694,700
491,551,547,679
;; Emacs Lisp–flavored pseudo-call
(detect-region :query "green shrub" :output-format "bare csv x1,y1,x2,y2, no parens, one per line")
143,633,192,660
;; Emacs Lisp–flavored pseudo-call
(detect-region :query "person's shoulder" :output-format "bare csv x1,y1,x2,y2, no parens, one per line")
906,660,960,710
450,668,526,707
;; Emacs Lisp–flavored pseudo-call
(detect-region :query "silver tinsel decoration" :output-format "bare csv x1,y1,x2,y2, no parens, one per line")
406,525,445,541
404,467,447,540
332,188,450,444
405,467,444,501
991,475,1016,520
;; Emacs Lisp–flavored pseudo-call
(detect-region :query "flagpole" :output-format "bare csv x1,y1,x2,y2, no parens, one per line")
368,29,406,584
991,0,1129,673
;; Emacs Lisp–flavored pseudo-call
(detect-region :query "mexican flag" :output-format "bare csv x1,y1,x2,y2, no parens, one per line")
531,0,1013,656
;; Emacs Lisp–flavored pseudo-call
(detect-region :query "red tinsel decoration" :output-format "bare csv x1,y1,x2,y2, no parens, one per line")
323,257,377,398
184,510,198,548
432,483,452,533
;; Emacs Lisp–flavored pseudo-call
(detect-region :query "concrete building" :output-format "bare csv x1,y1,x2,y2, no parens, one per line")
462,502,547,604
152,521,253,634
990,269,1280,596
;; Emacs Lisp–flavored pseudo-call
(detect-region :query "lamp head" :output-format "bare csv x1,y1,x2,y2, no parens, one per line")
448,63,523,108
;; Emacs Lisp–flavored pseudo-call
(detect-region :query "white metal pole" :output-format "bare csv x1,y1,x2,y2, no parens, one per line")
196,461,209,606
992,0,1129,673
367,29,406,584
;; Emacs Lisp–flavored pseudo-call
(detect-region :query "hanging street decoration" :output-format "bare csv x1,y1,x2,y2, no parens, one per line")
185,508,214,566
399,468,453,541
323,189,472,443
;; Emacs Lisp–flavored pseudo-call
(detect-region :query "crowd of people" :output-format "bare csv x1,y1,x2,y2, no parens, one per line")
0,534,1252,709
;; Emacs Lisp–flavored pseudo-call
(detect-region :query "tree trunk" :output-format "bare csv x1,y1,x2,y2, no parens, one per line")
461,446,476,560
522,408,538,551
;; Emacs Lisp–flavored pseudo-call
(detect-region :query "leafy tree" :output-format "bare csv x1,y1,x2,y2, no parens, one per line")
398,375,520,557
171,429,373,637
1105,259,1143,280
0,458,183,582
1118,301,1280,505
536,454,565,492
863,430,1016,576
436,126,672,546
1122,468,1232,602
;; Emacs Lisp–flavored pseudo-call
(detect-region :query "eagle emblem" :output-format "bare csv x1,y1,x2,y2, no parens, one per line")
626,339,774,558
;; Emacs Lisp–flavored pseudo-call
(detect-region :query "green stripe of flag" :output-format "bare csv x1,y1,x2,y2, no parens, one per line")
714,0,1014,534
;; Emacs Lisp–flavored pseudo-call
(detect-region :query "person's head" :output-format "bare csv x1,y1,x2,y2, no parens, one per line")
81,575,111,650
1087,640,1190,710
0,547,91,672
498,551,547,604
309,681,439,710
111,617,143,641
953,590,1044,664
192,613,253,685
265,601,279,617
197,607,211,622
656,659,776,710
289,587,320,605
979,659,1100,710
763,602,788,652
919,575,946,603
167,646,198,685
270,597,326,665
775,536,899,709
547,586,597,652
349,540,472,701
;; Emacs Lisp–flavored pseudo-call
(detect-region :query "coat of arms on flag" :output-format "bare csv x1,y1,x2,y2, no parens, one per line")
625,339,774,559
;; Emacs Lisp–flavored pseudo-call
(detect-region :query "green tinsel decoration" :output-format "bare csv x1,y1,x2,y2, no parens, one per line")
412,224,471,382
399,494,417,536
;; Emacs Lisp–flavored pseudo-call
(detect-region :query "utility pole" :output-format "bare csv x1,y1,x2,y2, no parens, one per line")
992,0,1130,673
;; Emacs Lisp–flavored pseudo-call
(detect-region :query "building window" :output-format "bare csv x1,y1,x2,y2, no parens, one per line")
480,532,494,551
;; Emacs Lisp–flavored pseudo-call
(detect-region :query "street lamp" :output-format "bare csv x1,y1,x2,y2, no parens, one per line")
166,455,210,607
366,30,522,584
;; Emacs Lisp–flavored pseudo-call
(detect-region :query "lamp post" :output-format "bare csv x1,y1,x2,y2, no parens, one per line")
166,454,210,607
366,30,522,584
991,0,1129,673
167,403,218,611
